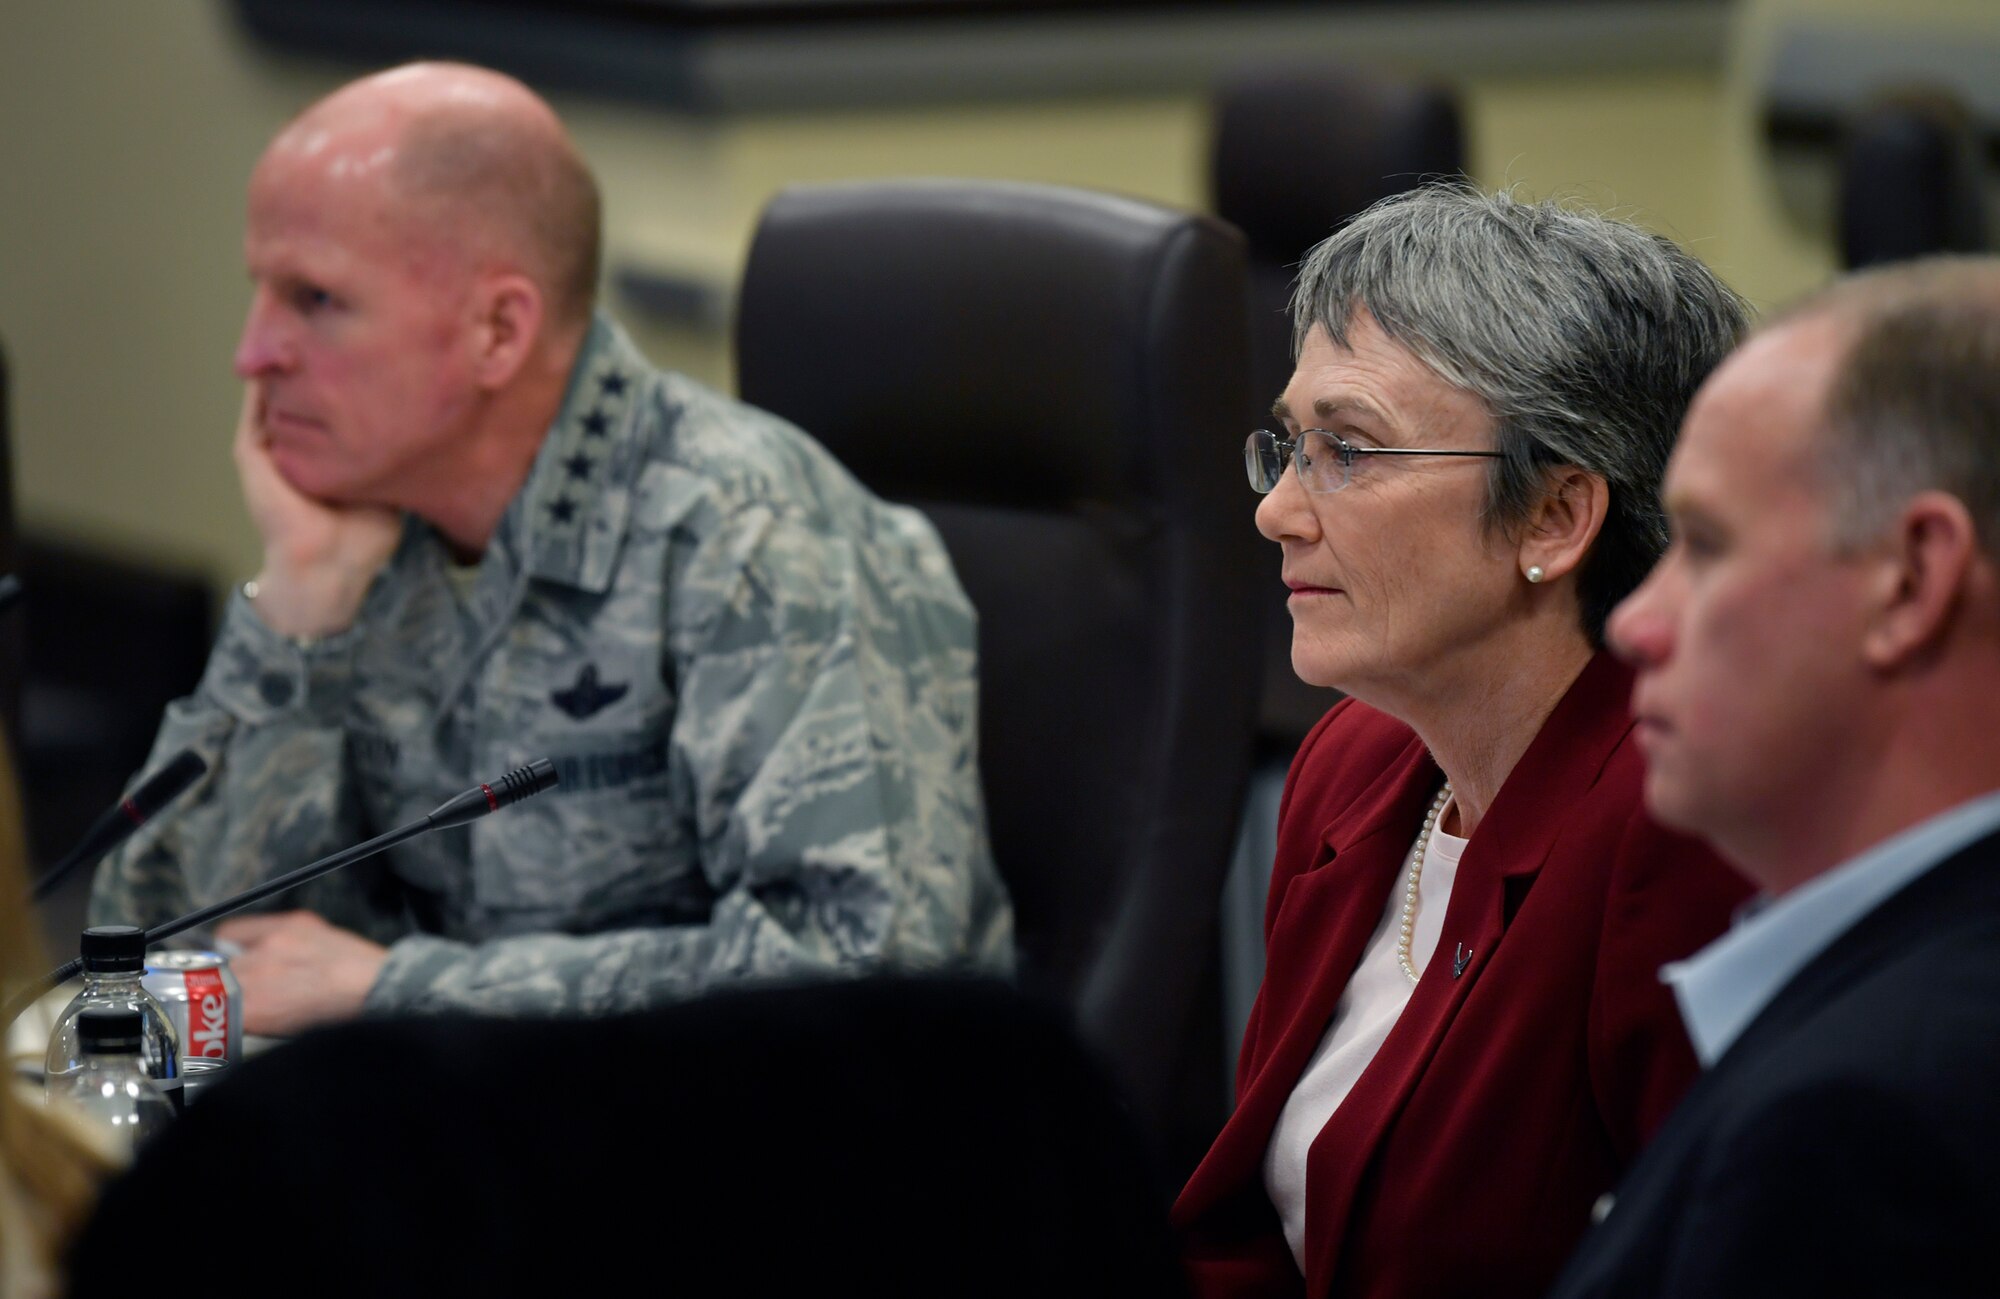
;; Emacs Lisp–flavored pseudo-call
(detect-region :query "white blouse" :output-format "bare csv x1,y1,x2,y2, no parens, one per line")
1260,801,1468,1268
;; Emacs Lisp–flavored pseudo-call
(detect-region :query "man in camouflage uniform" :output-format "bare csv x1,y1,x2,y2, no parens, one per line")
89,62,1009,1034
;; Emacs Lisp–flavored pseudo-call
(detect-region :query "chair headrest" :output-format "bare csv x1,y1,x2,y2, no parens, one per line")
1839,91,1989,269
1211,64,1465,268
737,179,1247,507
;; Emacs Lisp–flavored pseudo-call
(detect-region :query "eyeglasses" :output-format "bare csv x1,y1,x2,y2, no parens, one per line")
1245,428,1504,495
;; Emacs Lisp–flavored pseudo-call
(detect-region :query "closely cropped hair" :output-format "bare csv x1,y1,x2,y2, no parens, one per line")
1799,258,2000,551
1291,183,1751,643
392,104,603,329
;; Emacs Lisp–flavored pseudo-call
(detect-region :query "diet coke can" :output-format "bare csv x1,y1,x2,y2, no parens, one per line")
142,950,243,1066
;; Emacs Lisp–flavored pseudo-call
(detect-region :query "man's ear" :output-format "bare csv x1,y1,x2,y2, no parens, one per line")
1862,490,1977,669
470,272,544,390
1518,466,1611,583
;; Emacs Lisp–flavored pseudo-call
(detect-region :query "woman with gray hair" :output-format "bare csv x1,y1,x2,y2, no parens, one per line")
1174,185,1753,1299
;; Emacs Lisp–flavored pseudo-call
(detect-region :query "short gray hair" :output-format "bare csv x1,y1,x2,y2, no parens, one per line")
1783,257,2000,553
1290,183,1751,644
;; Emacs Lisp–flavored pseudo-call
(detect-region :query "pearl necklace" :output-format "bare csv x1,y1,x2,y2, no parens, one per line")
1397,782,1453,985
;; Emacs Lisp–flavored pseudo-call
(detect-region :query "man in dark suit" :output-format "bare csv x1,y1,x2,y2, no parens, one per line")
1547,257,2000,1297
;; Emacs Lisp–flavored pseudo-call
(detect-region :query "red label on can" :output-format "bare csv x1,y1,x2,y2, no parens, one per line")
184,968,230,1059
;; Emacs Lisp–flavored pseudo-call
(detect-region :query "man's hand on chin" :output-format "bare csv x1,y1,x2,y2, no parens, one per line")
234,387,402,639
216,911,389,1037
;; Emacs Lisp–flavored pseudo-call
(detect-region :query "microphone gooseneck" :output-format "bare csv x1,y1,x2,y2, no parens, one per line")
144,759,562,947
6,760,561,1025
28,750,208,904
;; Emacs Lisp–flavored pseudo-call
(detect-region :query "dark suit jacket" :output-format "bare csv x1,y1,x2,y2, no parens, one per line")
1547,829,2000,1299
1174,653,1749,1299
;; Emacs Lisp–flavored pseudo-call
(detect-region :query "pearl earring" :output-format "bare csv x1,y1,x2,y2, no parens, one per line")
1526,565,1545,584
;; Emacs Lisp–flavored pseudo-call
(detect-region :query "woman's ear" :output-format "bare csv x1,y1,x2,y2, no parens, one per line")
1518,467,1610,584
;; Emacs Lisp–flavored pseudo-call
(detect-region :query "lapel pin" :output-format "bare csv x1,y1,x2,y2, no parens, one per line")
1453,942,1473,979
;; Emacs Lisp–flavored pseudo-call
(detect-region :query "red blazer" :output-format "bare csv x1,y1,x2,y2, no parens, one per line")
1173,653,1749,1299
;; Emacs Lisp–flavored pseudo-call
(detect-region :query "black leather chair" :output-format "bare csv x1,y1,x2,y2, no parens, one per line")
1838,89,1988,270
736,179,1262,1179
16,536,214,872
1211,63,1465,750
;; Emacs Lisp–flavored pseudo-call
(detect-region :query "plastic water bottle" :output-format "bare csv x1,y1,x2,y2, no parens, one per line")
45,925,180,1082
47,1009,176,1151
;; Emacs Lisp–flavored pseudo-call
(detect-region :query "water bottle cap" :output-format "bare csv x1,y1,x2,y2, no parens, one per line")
77,1008,145,1054
79,925,146,972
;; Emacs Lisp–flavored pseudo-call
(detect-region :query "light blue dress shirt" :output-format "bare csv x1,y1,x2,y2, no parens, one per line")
1663,789,2000,1067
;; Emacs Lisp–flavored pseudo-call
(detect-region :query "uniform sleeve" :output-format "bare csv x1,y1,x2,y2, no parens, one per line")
1586,807,1750,1159
363,498,1009,1015
86,592,409,944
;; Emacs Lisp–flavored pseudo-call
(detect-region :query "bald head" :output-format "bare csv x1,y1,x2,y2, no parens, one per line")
265,62,602,331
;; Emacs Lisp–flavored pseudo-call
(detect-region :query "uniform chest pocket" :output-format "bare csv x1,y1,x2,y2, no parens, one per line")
468,728,709,933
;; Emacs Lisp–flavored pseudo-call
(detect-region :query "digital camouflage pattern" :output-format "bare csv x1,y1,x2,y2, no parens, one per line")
90,317,1012,1014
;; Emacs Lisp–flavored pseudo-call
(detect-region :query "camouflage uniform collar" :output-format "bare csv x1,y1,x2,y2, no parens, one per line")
506,312,654,594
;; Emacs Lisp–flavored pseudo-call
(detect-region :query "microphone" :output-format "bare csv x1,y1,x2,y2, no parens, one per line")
142,757,560,950
28,751,208,903
422,758,563,830
6,759,559,1019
